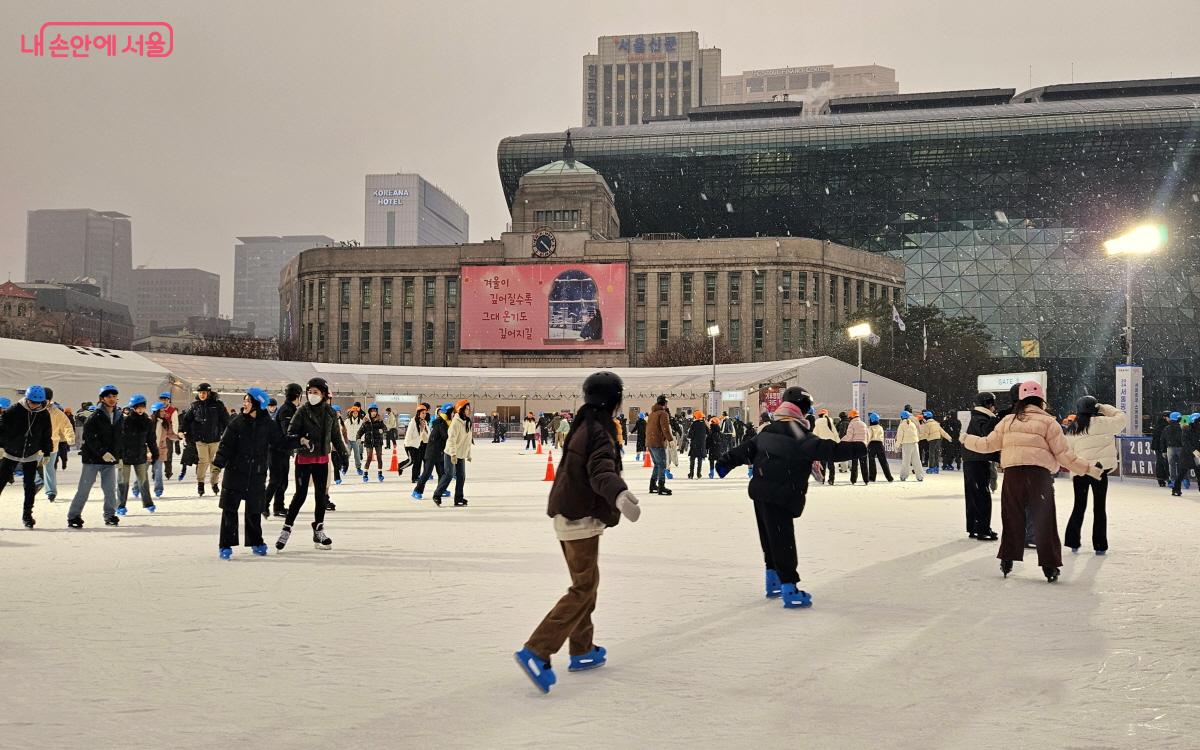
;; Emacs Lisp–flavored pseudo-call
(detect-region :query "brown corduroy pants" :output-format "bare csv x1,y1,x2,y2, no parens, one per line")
998,465,1062,568
525,535,600,662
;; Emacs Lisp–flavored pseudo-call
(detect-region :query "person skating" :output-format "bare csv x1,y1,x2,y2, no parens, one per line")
358,403,393,482
115,394,159,515
0,384,53,528
554,413,570,448
962,392,1000,541
942,411,963,470
919,410,953,474
179,383,229,497
962,381,1103,582
686,410,707,479
412,404,452,502
66,384,123,528
812,409,840,485
514,371,641,694
276,378,346,551
631,411,647,460
344,403,365,476
896,410,924,481
264,383,302,518
1163,411,1183,488
157,392,180,477
1150,411,1170,487
402,403,430,483
844,410,870,485
865,412,894,482
383,407,398,450
706,417,723,478
1064,397,1126,553
716,386,866,608
523,411,538,450
1169,413,1198,497
433,400,473,507
213,388,282,559
645,395,673,496
38,387,74,503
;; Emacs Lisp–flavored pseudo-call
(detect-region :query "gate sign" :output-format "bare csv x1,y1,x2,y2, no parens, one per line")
1118,436,1156,478
977,370,1047,393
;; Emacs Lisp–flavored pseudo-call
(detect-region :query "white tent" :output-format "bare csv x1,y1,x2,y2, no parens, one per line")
0,338,171,409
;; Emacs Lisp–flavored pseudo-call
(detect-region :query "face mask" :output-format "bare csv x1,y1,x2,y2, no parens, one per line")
307,394,323,406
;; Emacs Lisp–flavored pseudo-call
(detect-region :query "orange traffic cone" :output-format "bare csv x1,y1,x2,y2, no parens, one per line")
389,446,399,472
544,450,555,481
536,436,543,455
643,451,652,468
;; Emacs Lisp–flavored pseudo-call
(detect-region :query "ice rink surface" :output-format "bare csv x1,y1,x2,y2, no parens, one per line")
3,443,1197,749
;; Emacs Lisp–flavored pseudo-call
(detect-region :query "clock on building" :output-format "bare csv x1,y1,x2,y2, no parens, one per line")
531,228,557,258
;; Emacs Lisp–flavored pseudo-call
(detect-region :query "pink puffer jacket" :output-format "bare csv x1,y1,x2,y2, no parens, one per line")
844,418,869,445
961,405,1091,475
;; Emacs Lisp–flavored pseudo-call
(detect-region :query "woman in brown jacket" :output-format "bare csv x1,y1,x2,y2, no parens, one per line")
515,371,641,694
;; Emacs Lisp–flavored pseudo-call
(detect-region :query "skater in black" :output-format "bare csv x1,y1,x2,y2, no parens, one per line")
359,403,390,482
514,371,641,694
706,417,723,478
716,387,866,608
265,383,302,518
0,384,53,528
115,394,159,515
865,412,893,482
412,403,452,502
276,378,346,551
962,392,1000,541
213,388,282,559
686,410,707,478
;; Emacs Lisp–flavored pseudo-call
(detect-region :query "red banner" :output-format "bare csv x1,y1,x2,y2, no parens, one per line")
459,263,627,350
760,385,783,415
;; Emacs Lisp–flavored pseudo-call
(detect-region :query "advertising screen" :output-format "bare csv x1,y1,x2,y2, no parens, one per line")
459,263,627,350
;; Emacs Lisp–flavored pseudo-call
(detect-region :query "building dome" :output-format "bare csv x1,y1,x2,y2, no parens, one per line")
522,159,599,177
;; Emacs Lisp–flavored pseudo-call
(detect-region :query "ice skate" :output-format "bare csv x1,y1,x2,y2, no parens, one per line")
514,647,556,693
212,483,220,495
116,507,127,516
764,569,782,598
145,505,156,513
197,482,205,497
377,472,384,482
219,547,232,560
411,490,423,500
1042,566,1060,583
104,516,120,526
780,583,812,608
977,530,998,541
22,515,35,529
312,522,332,550
454,498,468,507
251,544,268,556
67,517,83,529
1000,559,1013,578
568,645,607,672
362,473,370,483
1096,550,1107,556
275,524,292,551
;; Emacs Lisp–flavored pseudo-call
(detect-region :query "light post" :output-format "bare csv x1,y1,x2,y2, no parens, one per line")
707,324,720,410
847,322,871,382
847,322,872,418
1103,223,1165,435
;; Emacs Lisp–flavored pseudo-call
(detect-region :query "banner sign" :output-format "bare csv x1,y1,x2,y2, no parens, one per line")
759,385,782,415
1118,436,1155,478
1114,365,1143,436
851,381,868,419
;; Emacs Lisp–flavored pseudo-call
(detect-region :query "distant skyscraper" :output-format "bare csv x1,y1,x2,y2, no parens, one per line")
25,208,134,308
364,174,469,247
581,31,722,126
233,235,334,337
132,266,221,336
720,64,898,105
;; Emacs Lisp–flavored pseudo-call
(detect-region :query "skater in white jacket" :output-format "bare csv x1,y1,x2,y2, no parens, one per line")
1064,397,1126,554
897,411,924,481
812,409,840,485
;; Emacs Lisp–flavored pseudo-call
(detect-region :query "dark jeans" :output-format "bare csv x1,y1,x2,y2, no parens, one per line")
848,453,870,484
1172,455,1197,493
820,459,836,484
1154,450,1168,485
413,452,445,494
385,428,397,449
285,461,329,527
648,446,667,484
433,455,466,500
1065,474,1108,551
405,444,426,482
689,456,704,476
998,466,1061,567
754,499,801,584
266,452,292,513
219,489,265,548
0,458,39,518
919,439,929,466
525,535,600,661
867,441,893,481
963,460,993,534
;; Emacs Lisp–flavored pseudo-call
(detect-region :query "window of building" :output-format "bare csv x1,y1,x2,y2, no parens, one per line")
635,321,646,353
782,319,792,351
602,64,612,126
360,322,370,352
382,278,393,308
729,272,742,304
798,320,807,353
654,62,665,116
658,319,669,344
658,273,669,305
318,323,326,350
424,321,434,353
682,60,692,112
446,321,457,351
382,321,392,353
548,270,602,341
339,322,349,353
306,322,313,350
729,319,741,350
753,318,764,350
318,281,328,309
403,277,414,307
781,271,791,301
797,272,807,302
829,275,838,310
843,277,851,313
424,277,436,308
447,276,458,307
668,61,679,114
534,209,581,225
682,273,693,303
403,321,413,352
682,318,693,338
339,280,350,309
635,273,647,304
361,278,372,309
753,273,764,303
705,272,717,304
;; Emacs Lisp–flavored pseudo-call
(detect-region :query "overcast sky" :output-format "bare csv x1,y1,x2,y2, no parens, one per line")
3,0,1199,315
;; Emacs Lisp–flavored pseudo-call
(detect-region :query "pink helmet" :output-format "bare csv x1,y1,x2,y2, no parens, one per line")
1018,380,1044,401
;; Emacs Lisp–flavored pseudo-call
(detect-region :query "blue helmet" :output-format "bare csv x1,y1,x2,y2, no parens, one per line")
1170,411,1182,422
439,402,454,414
159,392,172,400
99,384,119,398
922,410,933,418
368,402,379,411
246,387,270,411
150,402,164,414
639,412,646,419
900,410,912,419
1191,413,1200,424
0,397,10,409
332,405,342,413
25,384,47,403
868,411,880,425
128,393,147,408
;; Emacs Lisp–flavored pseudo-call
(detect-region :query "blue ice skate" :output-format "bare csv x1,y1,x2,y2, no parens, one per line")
764,569,782,598
748,467,754,478
635,453,642,462
335,478,342,485
568,645,607,672
1096,550,1107,556
154,489,163,498
219,547,233,560
665,470,673,480
145,505,156,513
251,544,268,556
780,583,813,609
132,485,140,497
377,472,384,483
362,473,369,483
438,490,450,499
514,647,557,693
708,468,715,479
116,507,127,516
411,490,423,500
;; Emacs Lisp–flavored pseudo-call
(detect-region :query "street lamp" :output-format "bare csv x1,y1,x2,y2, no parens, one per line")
1104,223,1166,365
847,322,872,382
707,324,721,398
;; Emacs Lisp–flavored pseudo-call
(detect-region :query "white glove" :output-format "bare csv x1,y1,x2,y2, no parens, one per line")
299,437,312,450
1086,462,1104,480
102,452,116,463
616,490,641,522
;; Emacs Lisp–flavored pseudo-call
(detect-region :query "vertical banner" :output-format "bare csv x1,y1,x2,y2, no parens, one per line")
851,380,868,418
759,384,783,415
1115,365,1143,435
707,391,722,416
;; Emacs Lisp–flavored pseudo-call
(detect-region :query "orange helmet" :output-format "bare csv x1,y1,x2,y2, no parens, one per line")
848,409,859,418
817,408,828,416
710,417,721,426
693,410,705,420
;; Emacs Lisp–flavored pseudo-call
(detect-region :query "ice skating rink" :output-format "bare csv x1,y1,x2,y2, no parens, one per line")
3,444,1197,749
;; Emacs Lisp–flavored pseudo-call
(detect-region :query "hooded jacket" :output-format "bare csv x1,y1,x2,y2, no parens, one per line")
896,417,921,445
546,414,628,528
812,415,839,441
1065,405,1127,475
358,416,387,450
80,405,123,465
0,401,53,462
920,418,953,442
117,410,158,465
962,407,1000,462
49,405,76,446
962,405,1091,474
213,409,283,503
181,396,229,444
426,411,452,465
867,424,886,443
445,411,474,461
646,403,672,448
404,413,430,448
286,402,347,459
687,418,708,458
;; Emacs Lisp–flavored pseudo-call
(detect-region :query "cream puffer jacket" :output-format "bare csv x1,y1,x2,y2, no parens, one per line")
896,418,921,445
844,418,869,445
962,405,1092,474
49,406,76,445
868,424,885,443
920,419,953,441
1065,405,1127,476
445,414,474,462
812,415,840,441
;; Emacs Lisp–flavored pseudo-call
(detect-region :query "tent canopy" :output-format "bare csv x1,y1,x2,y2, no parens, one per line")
0,338,170,408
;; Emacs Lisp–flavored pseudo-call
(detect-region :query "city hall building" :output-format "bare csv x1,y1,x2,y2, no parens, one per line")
280,148,903,369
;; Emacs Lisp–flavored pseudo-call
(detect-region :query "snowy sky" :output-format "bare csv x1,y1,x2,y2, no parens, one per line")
2,0,1199,316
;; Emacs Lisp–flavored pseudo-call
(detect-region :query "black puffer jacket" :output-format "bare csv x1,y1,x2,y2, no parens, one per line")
213,411,283,504
117,410,158,466
718,418,866,517
180,397,229,443
287,402,346,459
0,401,53,462
687,419,708,458
359,417,386,450
962,407,1000,462
425,412,451,467
1162,421,1183,449
80,407,123,465
272,400,299,455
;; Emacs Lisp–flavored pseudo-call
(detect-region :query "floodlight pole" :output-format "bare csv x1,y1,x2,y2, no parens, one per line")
711,333,717,394
1125,257,1133,366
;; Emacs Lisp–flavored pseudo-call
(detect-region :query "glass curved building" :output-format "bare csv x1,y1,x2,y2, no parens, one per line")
499,79,1200,414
